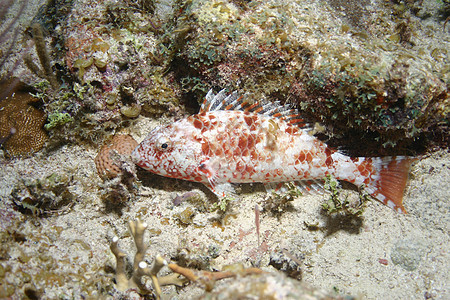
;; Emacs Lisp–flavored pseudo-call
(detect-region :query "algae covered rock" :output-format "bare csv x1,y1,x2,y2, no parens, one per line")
166,0,448,154
199,271,353,300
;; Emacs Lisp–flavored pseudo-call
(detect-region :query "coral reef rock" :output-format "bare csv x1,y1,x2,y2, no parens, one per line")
95,134,138,178
0,81,47,157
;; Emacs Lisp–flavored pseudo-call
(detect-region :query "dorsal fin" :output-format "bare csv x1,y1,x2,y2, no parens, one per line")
200,89,308,128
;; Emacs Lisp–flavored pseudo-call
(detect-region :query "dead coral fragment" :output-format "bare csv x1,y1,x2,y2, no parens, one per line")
110,220,186,298
0,80,47,157
198,271,353,300
95,134,138,179
269,250,303,281
11,173,75,217
168,263,263,292
24,23,59,89
111,220,265,298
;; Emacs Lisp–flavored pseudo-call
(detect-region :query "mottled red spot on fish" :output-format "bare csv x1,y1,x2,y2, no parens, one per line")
249,150,258,160
224,148,233,159
247,135,255,149
284,126,298,135
201,142,210,155
325,148,333,167
295,152,306,164
238,136,248,149
215,148,223,156
353,158,373,178
244,115,253,127
210,118,218,126
245,165,254,176
202,119,210,129
306,152,313,162
258,152,266,161
236,160,245,173
358,163,369,177
233,145,241,156
216,132,227,144
193,118,203,129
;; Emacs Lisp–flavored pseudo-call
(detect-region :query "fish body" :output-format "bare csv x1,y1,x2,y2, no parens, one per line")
132,90,413,213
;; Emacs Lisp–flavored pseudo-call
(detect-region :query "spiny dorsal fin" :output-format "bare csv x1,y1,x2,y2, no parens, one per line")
200,89,308,127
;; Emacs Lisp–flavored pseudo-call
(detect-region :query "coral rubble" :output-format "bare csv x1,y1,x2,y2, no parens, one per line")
95,134,138,179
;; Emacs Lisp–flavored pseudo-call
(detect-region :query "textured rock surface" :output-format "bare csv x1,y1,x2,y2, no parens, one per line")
95,134,138,178
0,81,47,156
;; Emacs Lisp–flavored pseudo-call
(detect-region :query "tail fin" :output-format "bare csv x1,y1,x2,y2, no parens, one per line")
367,157,415,213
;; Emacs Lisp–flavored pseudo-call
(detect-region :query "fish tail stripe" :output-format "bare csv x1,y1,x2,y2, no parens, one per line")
366,156,415,213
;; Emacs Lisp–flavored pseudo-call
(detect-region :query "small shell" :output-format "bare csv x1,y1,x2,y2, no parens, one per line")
120,103,141,118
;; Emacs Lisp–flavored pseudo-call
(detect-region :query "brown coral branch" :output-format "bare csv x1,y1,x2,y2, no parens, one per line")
30,23,58,89
111,220,264,298
110,236,130,291
168,263,199,281
168,263,264,283
129,220,148,270
158,272,187,287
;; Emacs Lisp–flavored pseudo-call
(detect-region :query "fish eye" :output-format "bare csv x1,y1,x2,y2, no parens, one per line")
157,137,172,151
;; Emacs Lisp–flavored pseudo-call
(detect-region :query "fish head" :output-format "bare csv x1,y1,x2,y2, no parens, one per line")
131,119,204,181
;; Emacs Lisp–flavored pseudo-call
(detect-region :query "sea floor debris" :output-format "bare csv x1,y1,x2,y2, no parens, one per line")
110,220,265,298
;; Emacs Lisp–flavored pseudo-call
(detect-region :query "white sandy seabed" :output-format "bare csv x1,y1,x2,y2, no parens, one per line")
0,135,448,299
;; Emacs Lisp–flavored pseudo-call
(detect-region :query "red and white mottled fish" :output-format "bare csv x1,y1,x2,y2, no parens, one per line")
132,90,414,213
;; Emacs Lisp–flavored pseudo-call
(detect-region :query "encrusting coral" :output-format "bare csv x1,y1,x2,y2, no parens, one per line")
95,134,138,179
0,80,47,157
111,220,265,298
95,134,140,205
